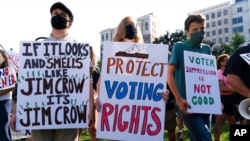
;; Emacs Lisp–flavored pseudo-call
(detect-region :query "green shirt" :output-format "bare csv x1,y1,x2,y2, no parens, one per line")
169,40,211,99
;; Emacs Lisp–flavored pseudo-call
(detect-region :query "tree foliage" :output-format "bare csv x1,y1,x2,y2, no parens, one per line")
228,32,245,54
153,29,186,51
154,30,246,58
211,32,245,57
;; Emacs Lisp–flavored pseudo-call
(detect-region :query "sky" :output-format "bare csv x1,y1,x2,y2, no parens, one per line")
0,0,229,57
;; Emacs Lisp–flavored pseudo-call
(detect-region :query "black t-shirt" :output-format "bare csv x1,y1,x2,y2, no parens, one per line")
224,45,250,103
166,85,176,111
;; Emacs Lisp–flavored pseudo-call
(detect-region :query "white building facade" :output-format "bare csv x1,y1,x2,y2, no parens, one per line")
137,13,159,43
189,0,250,46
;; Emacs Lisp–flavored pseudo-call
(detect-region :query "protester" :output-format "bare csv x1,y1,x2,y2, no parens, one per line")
10,2,95,141
12,70,32,141
164,85,177,141
95,16,169,141
88,46,100,141
214,54,236,141
96,16,141,110
0,49,15,141
167,14,212,141
224,44,250,125
112,16,143,43
78,46,101,141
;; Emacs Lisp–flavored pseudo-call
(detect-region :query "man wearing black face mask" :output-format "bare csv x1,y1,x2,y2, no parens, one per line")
48,2,74,41
9,2,95,141
168,14,212,141
33,2,79,141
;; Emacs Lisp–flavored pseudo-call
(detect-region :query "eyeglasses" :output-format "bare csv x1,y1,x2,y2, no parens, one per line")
222,59,229,62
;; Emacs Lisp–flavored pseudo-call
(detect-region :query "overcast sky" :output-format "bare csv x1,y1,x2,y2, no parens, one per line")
0,0,229,56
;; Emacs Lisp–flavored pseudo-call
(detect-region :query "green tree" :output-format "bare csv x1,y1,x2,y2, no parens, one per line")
211,33,245,57
227,32,245,55
153,29,186,51
211,43,229,57
222,43,232,55
154,31,172,45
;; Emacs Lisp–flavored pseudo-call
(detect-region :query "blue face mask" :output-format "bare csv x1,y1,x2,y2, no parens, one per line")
190,31,205,47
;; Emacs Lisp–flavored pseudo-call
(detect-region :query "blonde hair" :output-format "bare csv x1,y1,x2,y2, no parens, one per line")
113,16,143,43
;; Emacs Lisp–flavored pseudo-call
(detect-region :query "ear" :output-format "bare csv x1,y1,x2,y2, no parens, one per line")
68,22,72,28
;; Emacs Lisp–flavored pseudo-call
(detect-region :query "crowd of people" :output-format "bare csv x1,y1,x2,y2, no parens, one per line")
0,1,249,141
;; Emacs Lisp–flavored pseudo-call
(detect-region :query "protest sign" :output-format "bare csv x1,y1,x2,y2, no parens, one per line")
97,41,169,141
7,51,19,68
16,41,90,130
11,128,31,140
184,51,221,114
0,67,16,90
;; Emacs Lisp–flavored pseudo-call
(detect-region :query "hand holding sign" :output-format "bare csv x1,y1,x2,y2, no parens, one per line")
176,97,191,114
162,90,169,103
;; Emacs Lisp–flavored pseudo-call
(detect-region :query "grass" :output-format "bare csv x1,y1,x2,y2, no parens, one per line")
79,122,230,141
14,121,230,141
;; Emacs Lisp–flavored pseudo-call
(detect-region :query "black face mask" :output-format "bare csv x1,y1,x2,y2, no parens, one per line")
125,24,137,39
51,14,68,29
